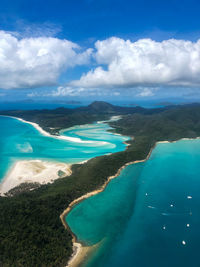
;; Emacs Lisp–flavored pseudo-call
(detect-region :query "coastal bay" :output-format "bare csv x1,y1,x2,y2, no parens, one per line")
2,102,200,266
0,115,129,195
66,138,200,267
1,0,200,265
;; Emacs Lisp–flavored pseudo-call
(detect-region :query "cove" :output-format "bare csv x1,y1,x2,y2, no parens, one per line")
0,116,129,183
66,139,200,267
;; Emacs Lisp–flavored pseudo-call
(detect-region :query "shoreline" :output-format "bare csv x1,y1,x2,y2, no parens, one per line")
0,115,89,196
0,115,127,196
0,159,72,196
1,115,105,144
2,114,198,265
60,136,200,267
60,141,155,267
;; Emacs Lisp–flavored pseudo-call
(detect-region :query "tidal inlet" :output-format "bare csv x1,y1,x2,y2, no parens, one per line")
1,1,200,266
0,115,129,194
1,103,200,267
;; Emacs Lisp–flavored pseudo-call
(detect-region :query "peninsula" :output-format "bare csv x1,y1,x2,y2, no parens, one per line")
1,102,200,266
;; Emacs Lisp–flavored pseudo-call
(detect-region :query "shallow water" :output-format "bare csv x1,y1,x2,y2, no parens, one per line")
0,116,128,183
66,139,200,267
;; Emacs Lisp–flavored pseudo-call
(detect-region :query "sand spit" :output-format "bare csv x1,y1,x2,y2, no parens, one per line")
0,114,127,196
16,117,98,144
0,160,72,195
1,115,103,144
66,242,99,267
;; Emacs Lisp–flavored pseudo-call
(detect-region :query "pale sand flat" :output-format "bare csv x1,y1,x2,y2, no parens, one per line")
0,160,72,195
66,242,96,267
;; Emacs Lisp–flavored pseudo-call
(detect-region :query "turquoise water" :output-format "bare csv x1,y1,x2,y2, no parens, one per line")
0,116,128,183
66,139,200,267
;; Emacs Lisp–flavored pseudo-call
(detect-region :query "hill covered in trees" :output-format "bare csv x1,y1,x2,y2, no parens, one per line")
0,101,167,134
1,102,200,266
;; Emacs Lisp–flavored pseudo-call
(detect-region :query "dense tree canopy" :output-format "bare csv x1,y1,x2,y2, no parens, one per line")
1,102,200,266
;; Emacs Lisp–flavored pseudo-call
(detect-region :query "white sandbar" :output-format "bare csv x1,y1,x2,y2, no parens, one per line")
0,160,72,195
2,115,102,144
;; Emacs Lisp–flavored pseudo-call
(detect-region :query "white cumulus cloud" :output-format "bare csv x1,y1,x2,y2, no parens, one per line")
0,31,92,89
71,37,200,88
50,86,85,96
137,87,157,97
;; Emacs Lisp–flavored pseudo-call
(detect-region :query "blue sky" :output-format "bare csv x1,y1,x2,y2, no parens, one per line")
1,0,200,103
1,0,200,41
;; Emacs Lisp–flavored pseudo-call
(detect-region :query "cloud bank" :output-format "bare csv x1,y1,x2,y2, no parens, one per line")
71,37,200,88
0,31,92,89
1,33,200,95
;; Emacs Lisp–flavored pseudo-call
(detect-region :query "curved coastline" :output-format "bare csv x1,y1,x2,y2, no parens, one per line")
0,115,77,195
60,137,200,267
60,142,155,267
0,160,72,195
1,114,129,266
0,115,109,144
3,114,198,266
0,115,124,195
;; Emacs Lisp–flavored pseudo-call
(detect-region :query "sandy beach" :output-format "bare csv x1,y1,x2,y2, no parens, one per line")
2,114,197,265
97,115,122,124
13,116,107,144
0,160,71,195
66,242,98,267
1,115,103,144
0,114,124,197
60,148,153,267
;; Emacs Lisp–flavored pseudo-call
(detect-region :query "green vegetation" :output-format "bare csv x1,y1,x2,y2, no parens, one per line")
1,102,200,266
0,101,165,134
4,183,41,197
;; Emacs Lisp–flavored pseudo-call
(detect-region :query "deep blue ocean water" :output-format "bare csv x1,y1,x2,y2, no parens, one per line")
0,102,85,110
2,111,200,267
0,99,171,111
0,116,128,183
66,139,200,267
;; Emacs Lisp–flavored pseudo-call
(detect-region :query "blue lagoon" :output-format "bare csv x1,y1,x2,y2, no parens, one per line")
66,139,200,267
0,116,129,194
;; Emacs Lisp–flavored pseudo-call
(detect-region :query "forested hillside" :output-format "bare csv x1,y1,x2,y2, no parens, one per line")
1,102,200,266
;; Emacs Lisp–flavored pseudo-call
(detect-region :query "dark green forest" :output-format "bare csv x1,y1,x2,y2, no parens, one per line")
0,101,166,134
1,102,200,266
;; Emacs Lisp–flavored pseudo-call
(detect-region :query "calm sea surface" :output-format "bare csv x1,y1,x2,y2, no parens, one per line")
66,139,200,267
0,116,128,183
2,114,200,266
